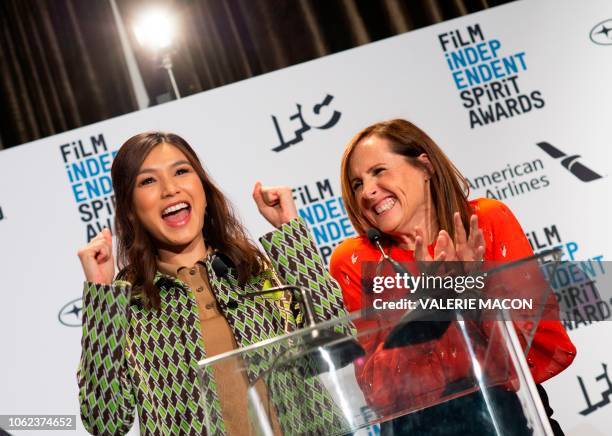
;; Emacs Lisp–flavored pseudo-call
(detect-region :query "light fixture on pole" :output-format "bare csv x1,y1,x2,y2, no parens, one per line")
134,9,181,99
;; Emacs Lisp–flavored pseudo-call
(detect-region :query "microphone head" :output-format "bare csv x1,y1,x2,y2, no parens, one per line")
366,228,382,246
211,255,230,279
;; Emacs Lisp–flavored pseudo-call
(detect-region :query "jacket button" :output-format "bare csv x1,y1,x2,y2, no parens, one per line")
196,286,204,292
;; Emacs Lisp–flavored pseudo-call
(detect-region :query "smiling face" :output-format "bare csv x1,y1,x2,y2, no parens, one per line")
132,143,206,251
348,135,432,237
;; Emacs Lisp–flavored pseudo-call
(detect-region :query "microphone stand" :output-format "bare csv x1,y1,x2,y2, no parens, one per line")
366,228,452,349
212,253,363,366
241,285,364,374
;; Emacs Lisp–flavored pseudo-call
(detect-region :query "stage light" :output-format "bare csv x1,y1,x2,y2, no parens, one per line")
133,9,175,50
133,9,181,99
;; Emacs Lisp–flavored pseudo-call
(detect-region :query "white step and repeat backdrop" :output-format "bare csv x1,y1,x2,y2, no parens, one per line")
1,0,611,434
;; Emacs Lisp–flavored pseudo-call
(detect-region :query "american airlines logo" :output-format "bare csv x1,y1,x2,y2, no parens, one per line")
536,142,603,182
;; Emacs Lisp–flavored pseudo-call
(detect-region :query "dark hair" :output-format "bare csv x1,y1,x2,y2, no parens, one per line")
111,132,266,309
340,118,471,240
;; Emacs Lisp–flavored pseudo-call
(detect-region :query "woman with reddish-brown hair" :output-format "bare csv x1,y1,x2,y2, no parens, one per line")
329,118,576,435
76,132,349,435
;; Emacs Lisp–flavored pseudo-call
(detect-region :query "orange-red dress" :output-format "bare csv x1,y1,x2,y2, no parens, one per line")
330,197,576,412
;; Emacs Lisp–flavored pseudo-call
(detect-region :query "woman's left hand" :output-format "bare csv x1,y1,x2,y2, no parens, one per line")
252,181,298,228
452,212,485,262
414,213,485,262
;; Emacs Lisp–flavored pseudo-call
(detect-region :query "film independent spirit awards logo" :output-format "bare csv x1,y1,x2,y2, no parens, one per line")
590,19,612,46
58,297,83,327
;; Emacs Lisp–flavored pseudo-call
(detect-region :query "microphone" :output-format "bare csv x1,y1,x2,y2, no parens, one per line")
366,228,410,276
242,285,365,376
211,254,230,279
211,255,364,374
210,254,238,309
365,228,450,349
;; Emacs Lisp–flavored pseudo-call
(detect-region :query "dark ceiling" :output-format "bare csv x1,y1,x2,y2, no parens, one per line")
0,0,512,149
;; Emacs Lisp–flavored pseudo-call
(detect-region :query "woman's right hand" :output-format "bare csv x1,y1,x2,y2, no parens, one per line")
77,228,115,285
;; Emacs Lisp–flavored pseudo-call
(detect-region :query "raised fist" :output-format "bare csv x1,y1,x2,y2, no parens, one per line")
252,181,298,229
77,228,115,285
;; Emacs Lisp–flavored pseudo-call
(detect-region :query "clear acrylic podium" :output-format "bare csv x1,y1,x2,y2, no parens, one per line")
198,254,559,436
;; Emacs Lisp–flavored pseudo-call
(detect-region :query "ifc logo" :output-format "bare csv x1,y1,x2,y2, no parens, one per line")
58,297,83,327
590,19,612,45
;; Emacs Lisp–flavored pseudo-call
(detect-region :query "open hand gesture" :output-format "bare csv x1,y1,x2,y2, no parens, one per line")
414,213,485,263
452,212,485,262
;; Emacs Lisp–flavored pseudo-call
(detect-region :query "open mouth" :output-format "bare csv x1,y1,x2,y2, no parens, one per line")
374,197,396,215
161,202,191,227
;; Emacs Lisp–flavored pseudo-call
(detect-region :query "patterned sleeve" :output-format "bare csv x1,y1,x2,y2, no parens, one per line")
259,218,350,324
77,281,135,435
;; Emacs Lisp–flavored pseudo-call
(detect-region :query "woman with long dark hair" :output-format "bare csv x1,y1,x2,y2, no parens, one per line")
77,132,349,435
330,119,576,435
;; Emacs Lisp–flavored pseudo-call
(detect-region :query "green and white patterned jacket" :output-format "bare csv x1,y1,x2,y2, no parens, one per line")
78,219,350,435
